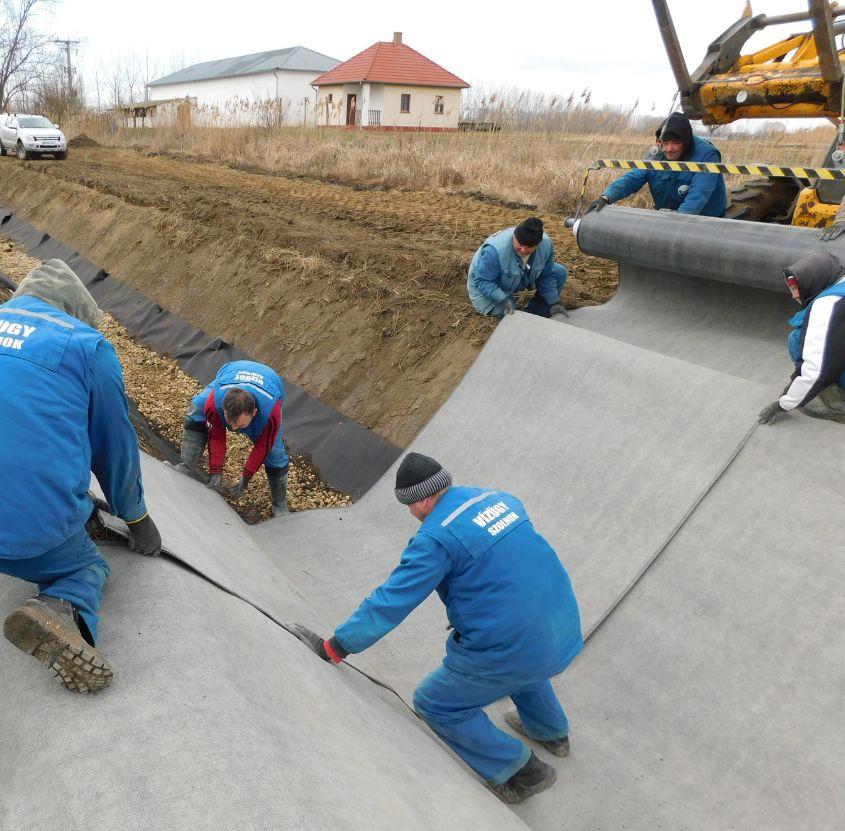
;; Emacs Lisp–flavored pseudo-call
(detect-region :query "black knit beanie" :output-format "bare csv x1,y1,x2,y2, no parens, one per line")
514,217,544,247
394,452,453,505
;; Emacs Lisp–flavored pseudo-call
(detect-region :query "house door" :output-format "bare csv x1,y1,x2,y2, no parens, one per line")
346,94,357,126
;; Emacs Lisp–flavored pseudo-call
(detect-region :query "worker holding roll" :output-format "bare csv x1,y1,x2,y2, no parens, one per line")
292,452,583,805
759,251,845,424
175,360,290,512
467,217,569,318
0,259,160,694
586,112,727,218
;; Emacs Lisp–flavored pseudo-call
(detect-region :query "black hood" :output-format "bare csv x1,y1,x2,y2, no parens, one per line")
784,251,844,306
655,112,694,160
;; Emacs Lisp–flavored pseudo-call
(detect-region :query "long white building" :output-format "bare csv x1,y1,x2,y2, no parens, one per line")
147,46,340,126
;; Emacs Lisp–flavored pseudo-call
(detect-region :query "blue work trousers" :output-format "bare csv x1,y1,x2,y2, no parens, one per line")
788,329,845,388
413,662,570,784
0,529,110,643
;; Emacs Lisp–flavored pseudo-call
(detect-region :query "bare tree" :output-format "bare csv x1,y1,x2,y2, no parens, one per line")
0,0,54,111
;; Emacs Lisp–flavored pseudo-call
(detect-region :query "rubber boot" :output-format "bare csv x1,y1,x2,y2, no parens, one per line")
504,709,570,757
800,384,845,424
3,595,113,693
174,423,208,483
266,466,289,514
488,751,557,804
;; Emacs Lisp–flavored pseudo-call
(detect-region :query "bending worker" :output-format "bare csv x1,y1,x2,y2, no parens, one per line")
467,216,568,318
0,260,160,694
176,360,289,512
294,453,582,804
587,112,727,217
759,251,845,424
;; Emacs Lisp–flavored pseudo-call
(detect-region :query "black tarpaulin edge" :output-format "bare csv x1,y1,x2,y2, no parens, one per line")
0,207,400,497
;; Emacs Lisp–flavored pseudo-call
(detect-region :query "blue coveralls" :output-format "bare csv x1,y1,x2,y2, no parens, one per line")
467,228,568,317
334,486,583,784
0,297,147,643
187,360,288,474
602,135,727,217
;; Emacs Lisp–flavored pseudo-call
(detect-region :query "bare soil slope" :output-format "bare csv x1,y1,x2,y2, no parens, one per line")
0,149,616,445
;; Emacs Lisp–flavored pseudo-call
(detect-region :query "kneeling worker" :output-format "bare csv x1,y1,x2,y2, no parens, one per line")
587,112,727,217
176,360,289,511
295,453,583,804
759,251,845,424
1,260,160,693
467,217,568,318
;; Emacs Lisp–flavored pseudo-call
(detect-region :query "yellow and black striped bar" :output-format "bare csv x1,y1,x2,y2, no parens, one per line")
596,159,845,179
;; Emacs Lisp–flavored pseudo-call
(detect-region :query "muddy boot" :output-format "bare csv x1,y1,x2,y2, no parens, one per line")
173,423,208,483
504,709,570,757
800,385,845,424
488,751,557,804
266,466,289,514
3,595,113,693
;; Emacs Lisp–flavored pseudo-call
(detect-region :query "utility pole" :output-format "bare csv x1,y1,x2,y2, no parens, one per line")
53,39,80,97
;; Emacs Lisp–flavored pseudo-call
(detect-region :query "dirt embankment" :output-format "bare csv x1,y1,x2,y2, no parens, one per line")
0,149,617,445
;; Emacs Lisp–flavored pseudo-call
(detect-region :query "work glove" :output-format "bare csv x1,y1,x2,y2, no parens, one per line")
126,514,162,557
658,208,676,212
288,623,349,664
206,473,222,491
169,462,208,485
501,298,515,316
758,401,788,425
228,475,251,499
549,303,569,318
585,195,609,214
818,220,845,242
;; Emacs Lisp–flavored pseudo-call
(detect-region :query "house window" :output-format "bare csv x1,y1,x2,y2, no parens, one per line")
400,93,411,113
434,95,444,114
326,93,333,103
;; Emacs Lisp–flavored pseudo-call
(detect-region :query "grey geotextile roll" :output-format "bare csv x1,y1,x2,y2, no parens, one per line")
394,452,453,504
13,258,103,328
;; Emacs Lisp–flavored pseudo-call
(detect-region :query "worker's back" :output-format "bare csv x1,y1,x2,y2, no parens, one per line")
421,486,582,679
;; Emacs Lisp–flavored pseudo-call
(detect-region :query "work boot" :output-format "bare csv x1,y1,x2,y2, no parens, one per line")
799,385,845,424
488,751,557,804
266,466,289,514
3,595,113,693
504,709,570,757
173,424,208,482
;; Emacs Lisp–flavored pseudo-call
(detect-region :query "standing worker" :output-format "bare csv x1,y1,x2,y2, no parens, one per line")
0,260,160,693
587,112,727,217
759,251,845,424
176,360,290,512
467,217,569,318
293,453,583,804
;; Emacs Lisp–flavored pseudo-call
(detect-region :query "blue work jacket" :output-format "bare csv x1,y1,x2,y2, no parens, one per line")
0,296,146,558
602,135,727,217
467,228,559,315
334,486,583,679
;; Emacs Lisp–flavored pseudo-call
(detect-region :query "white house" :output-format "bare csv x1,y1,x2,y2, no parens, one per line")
312,33,469,131
147,46,340,126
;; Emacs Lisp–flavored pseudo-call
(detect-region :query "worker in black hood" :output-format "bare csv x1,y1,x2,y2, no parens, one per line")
759,251,845,424
586,112,727,217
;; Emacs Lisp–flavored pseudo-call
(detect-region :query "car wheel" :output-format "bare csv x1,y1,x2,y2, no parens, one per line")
0,141,6,157
16,142,29,161
54,151,67,160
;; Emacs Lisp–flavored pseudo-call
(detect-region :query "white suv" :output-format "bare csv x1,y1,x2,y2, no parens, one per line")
0,113,67,160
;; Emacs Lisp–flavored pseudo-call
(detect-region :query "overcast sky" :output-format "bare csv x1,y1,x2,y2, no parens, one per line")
42,0,830,115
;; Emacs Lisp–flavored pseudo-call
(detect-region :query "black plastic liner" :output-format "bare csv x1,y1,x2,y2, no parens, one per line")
0,207,400,497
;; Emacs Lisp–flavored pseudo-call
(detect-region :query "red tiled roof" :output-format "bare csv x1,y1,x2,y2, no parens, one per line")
312,39,469,89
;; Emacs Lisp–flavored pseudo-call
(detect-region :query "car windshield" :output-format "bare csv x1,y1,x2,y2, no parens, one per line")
18,116,53,129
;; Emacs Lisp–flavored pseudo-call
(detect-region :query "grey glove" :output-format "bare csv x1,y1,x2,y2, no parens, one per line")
206,473,222,491
126,514,162,557
549,303,569,318
501,298,515,316
585,195,609,214
758,401,788,425
228,475,251,499
819,220,845,241
658,208,675,212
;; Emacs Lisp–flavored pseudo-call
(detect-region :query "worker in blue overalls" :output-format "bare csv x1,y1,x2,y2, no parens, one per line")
294,452,582,804
0,259,160,693
175,360,289,512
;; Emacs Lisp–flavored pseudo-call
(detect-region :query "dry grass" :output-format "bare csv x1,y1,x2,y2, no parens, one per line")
68,107,834,213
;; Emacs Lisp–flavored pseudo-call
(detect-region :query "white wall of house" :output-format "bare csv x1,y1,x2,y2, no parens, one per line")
316,83,461,129
148,70,323,125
